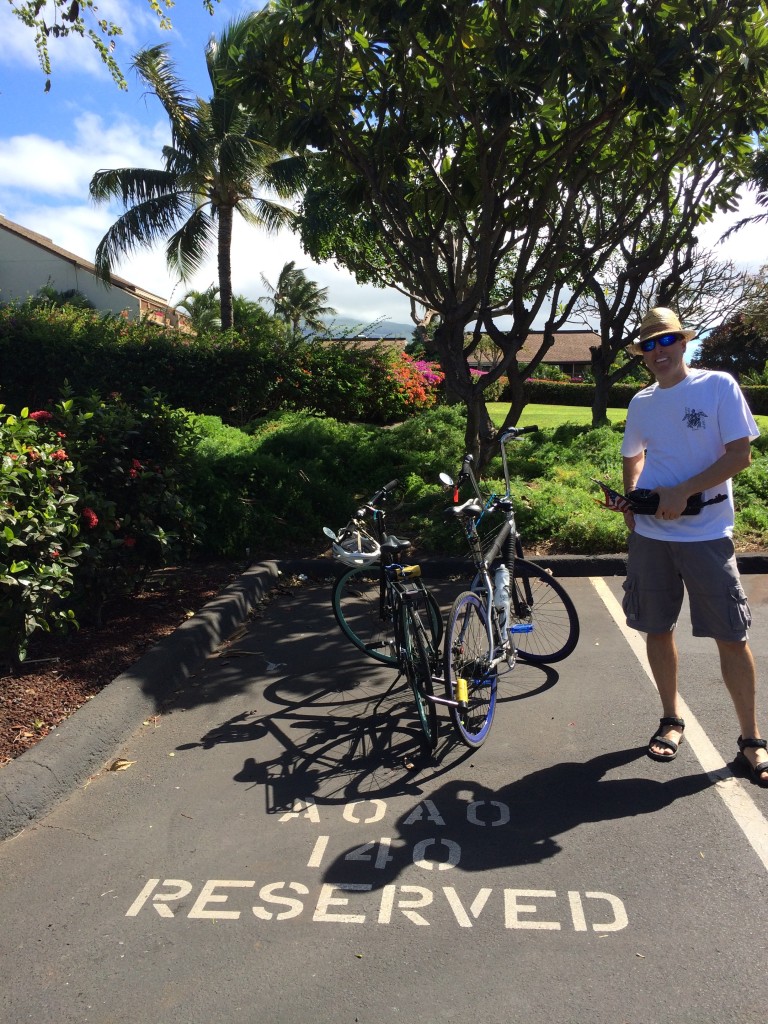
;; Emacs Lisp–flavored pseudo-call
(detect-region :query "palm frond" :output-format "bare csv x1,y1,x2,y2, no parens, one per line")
89,167,178,205
132,45,201,149
166,207,217,281
238,197,297,233
94,193,194,279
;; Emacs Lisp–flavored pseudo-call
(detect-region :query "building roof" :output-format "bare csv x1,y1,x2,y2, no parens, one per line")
0,213,170,307
516,329,599,364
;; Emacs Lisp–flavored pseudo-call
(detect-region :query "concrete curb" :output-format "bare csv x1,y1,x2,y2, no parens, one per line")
2,551,766,841
0,561,282,842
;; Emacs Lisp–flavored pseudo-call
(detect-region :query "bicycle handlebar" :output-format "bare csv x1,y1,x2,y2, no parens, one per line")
364,478,400,510
498,424,539,442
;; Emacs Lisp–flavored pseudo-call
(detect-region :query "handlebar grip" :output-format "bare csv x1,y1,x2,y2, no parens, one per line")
367,478,400,507
499,424,539,442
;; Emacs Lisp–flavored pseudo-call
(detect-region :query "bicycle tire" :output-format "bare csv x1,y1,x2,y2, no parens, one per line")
333,566,442,667
400,598,439,750
510,558,579,664
443,591,497,748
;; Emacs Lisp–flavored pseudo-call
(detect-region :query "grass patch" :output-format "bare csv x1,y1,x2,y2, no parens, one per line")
488,402,768,433
489,403,626,428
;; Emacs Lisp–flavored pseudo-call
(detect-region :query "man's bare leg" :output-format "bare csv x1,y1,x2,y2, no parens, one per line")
646,630,685,757
716,639,768,780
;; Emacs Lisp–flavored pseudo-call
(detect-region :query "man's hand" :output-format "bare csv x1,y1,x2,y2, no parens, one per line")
652,484,690,520
623,509,636,531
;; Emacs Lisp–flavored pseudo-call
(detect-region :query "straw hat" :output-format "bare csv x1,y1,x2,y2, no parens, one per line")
626,307,698,355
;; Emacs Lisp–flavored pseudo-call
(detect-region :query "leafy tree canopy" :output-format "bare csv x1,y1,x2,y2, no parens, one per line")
7,0,220,91
232,0,768,460
691,312,768,379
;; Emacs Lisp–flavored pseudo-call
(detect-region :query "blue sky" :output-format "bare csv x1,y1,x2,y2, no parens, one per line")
0,0,414,325
0,0,764,331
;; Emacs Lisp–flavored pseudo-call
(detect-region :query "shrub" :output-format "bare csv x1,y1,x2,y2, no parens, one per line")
0,407,84,668
3,390,204,627
0,302,442,427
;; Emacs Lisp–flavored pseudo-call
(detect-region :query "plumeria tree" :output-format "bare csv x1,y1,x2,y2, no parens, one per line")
231,0,768,464
7,0,220,91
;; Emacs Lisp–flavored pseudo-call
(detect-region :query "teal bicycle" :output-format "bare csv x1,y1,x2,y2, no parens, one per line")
325,480,443,750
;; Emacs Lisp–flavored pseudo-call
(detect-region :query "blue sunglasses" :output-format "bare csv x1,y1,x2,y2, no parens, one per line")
640,332,681,353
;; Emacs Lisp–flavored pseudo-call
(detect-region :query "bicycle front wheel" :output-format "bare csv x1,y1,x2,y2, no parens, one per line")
400,598,439,750
510,558,580,664
444,591,497,748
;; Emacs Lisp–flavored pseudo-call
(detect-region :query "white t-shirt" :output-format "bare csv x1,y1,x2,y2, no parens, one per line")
621,368,759,541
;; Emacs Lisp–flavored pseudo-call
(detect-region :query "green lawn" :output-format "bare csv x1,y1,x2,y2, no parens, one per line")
488,403,768,433
487,403,626,429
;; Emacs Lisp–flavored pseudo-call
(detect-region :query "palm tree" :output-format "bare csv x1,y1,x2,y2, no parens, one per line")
259,261,337,343
174,285,221,334
89,14,305,330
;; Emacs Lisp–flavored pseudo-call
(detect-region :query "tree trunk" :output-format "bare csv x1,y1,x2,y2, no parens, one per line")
218,206,234,331
591,344,611,427
433,318,497,467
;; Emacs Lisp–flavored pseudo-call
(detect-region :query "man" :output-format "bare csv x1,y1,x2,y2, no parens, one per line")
621,306,768,786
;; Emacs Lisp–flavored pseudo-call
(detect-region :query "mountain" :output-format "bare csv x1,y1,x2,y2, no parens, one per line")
320,315,415,339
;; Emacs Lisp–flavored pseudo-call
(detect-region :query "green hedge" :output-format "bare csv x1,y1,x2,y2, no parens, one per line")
741,386,768,416
520,379,768,414
520,379,643,407
0,303,437,426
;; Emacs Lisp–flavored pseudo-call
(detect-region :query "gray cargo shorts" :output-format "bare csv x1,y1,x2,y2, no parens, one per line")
622,532,751,641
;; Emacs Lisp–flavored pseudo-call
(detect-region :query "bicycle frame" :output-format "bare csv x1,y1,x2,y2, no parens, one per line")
443,426,539,667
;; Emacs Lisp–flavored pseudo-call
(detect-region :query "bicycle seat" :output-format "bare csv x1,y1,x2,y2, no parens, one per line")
448,499,484,518
381,534,411,554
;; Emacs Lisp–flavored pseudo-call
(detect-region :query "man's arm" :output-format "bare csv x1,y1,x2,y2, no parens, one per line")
622,451,645,531
653,437,752,520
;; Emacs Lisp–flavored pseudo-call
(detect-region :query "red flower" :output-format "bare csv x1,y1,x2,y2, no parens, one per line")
81,507,99,529
51,449,68,461
51,551,59,559
122,536,136,548
29,410,53,422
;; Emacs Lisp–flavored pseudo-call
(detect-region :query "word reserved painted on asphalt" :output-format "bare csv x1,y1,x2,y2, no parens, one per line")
125,797,629,931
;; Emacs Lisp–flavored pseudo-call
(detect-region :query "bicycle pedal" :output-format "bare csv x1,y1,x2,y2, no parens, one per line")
509,623,533,634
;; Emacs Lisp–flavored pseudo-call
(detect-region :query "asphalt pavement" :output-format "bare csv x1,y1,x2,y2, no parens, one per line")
1,554,768,1024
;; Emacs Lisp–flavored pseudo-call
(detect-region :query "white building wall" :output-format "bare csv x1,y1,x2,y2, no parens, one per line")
0,228,141,317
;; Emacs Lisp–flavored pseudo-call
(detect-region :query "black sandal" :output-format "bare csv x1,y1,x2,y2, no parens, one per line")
735,737,768,788
647,716,685,762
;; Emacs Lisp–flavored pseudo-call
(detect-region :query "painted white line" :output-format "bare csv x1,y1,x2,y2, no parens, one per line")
590,576,768,872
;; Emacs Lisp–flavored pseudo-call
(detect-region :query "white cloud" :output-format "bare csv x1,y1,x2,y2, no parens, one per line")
696,190,766,271
0,113,166,201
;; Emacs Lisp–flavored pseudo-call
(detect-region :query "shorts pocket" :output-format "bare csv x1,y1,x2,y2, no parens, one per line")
622,574,639,623
728,584,752,631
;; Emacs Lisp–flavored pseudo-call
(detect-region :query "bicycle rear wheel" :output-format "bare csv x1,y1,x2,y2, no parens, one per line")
400,597,439,750
510,558,579,664
332,567,397,665
444,591,497,748
333,566,442,667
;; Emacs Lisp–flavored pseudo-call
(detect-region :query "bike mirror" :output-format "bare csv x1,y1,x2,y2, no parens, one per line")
322,526,338,542
439,472,454,488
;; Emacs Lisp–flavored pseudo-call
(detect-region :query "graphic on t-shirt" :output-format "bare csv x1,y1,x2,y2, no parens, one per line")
683,407,708,429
